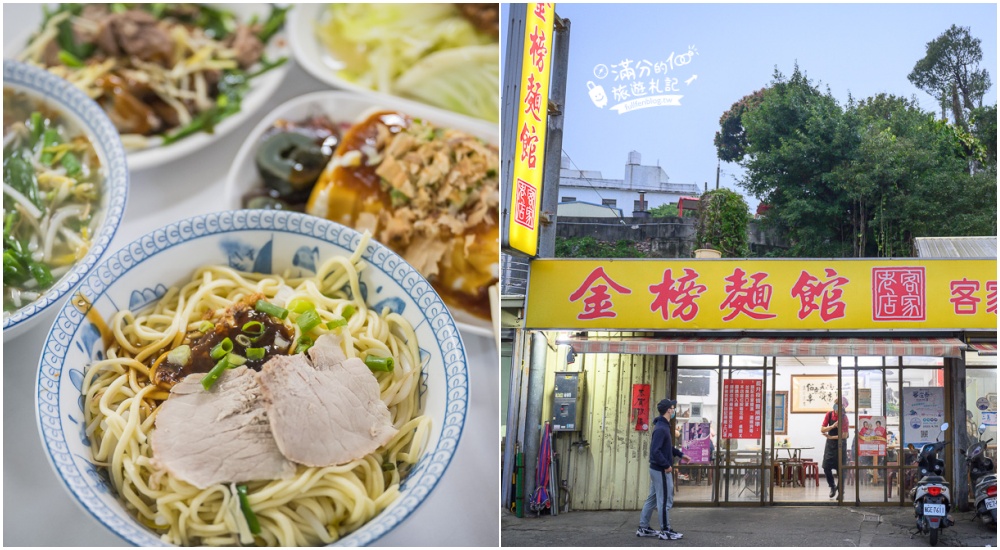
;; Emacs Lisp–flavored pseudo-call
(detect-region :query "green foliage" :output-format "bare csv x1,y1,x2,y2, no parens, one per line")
648,202,679,217
714,88,768,163
554,236,648,258
717,65,996,258
908,25,992,129
694,188,750,257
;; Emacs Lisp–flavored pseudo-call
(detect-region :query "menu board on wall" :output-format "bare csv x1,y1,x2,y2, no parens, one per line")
682,422,712,464
903,387,945,447
721,379,762,439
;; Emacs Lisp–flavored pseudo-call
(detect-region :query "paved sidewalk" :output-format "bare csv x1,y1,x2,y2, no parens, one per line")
501,506,998,547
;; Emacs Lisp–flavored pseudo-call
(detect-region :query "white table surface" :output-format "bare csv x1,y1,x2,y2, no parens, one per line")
2,4,499,546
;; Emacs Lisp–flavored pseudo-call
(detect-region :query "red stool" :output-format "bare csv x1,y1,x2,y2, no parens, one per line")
802,460,820,487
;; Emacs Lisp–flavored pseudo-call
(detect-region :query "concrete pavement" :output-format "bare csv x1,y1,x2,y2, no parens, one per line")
501,506,998,547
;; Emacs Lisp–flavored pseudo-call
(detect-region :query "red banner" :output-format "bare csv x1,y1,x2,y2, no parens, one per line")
631,384,651,431
722,379,762,439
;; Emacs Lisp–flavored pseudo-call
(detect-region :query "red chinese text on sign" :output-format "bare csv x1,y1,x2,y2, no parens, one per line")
523,73,544,122
949,278,981,315
790,268,849,322
648,268,706,321
872,267,926,321
533,3,550,20
568,267,632,320
722,379,762,439
513,178,537,230
720,268,777,321
987,281,997,314
518,122,539,169
528,25,548,72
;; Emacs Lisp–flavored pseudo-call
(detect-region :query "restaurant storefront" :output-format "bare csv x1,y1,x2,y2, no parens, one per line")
502,258,997,511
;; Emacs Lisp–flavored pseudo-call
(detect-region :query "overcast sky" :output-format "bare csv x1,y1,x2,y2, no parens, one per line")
502,2,998,209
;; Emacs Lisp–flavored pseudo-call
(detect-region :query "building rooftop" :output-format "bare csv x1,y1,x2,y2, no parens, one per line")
913,236,997,258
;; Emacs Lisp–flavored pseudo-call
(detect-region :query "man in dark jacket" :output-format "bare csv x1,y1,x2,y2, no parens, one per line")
636,398,689,540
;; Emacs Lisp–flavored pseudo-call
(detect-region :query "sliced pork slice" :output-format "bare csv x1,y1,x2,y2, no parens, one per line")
257,348,398,467
306,332,348,371
150,367,296,489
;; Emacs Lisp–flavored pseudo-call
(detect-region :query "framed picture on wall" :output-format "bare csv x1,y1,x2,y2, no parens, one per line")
791,375,840,413
766,391,788,434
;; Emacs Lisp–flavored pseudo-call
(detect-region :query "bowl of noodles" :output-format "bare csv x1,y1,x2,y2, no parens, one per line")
36,209,468,546
3,59,128,341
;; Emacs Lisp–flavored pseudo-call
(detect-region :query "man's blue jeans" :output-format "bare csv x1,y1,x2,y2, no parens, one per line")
639,468,674,531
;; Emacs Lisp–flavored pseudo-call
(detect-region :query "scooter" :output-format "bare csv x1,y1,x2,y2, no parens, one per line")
961,422,996,526
911,422,953,546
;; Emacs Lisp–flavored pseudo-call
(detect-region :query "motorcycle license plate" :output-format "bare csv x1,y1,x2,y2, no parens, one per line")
986,497,997,511
923,503,946,516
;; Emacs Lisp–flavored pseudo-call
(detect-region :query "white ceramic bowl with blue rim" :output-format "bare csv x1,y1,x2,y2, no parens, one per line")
3,59,129,341
36,209,468,546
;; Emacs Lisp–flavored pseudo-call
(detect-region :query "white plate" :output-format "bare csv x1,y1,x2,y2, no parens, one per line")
224,91,498,338
287,4,498,122
6,4,290,172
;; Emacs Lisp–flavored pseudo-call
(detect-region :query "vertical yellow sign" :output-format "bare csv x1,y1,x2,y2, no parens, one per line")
508,3,555,257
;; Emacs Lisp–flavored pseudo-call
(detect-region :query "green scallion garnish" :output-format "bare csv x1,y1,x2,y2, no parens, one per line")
342,304,356,320
236,484,261,535
326,317,347,330
201,356,230,391
296,309,321,332
210,337,233,360
241,320,264,336
364,355,394,372
198,320,215,332
294,335,313,354
246,347,265,361
235,333,253,348
255,299,288,319
287,298,314,314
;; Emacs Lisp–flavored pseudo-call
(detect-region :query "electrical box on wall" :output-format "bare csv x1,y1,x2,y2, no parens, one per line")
552,372,585,431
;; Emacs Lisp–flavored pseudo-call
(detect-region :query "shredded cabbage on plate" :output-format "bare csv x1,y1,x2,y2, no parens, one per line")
317,4,498,122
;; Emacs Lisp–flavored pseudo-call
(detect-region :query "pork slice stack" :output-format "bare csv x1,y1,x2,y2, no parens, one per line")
151,334,399,487
150,367,296,489
257,337,399,467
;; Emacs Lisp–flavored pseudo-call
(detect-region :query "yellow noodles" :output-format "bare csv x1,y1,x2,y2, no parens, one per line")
82,241,430,546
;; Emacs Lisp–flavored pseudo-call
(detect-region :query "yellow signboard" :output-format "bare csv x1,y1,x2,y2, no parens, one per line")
507,3,556,257
526,258,998,330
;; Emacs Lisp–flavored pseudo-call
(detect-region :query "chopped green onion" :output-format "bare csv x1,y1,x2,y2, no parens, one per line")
326,317,347,330
245,347,265,361
255,299,288,319
201,356,230,391
241,320,264,335
236,484,261,535
296,309,322,332
166,344,191,366
235,333,253,348
29,112,44,146
228,353,247,367
57,49,84,68
198,320,215,332
256,4,290,43
60,151,82,176
381,462,396,471
364,355,394,372
294,335,313,354
287,298,314,314
342,304,356,320
210,337,233,360
39,129,61,165
28,261,54,287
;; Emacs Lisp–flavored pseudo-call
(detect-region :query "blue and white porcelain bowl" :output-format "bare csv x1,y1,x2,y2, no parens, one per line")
36,210,468,546
3,60,129,340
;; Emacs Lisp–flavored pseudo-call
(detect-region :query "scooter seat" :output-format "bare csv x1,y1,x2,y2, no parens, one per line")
918,475,948,484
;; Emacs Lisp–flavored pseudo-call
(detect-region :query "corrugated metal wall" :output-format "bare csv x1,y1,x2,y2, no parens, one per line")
542,342,668,510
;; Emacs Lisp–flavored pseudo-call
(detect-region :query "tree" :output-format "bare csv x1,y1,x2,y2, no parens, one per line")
713,88,767,163
908,25,992,131
694,188,750,257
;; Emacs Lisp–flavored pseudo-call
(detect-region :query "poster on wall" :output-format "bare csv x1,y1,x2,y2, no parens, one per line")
983,412,997,427
903,387,946,446
721,379,762,439
631,384,651,431
858,415,887,457
682,422,712,464
858,388,872,409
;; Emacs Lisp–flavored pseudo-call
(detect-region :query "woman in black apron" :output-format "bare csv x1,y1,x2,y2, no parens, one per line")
820,398,849,498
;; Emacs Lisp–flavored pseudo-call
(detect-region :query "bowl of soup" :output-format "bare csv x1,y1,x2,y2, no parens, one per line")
3,60,128,340
36,209,468,546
